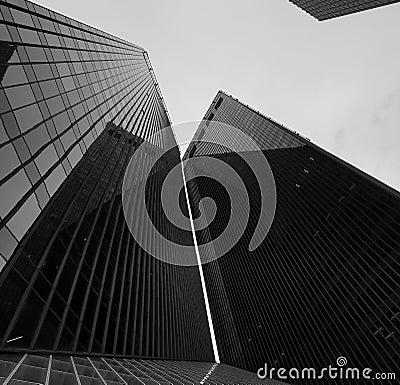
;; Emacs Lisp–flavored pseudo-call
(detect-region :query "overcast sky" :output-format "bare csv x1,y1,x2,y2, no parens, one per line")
36,0,400,191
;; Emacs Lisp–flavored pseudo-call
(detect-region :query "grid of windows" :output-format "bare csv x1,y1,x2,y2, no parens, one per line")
288,0,400,20
0,353,274,384
0,125,213,359
0,0,213,362
0,0,170,268
185,91,400,381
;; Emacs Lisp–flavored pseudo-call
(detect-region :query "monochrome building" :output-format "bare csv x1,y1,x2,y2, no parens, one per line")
185,91,400,380
288,0,400,20
0,2,279,383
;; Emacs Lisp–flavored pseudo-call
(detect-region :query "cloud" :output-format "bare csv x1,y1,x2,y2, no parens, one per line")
333,88,400,191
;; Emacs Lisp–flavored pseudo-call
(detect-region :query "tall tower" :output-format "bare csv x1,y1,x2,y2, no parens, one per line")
0,2,279,383
184,91,400,380
0,0,213,360
288,0,400,20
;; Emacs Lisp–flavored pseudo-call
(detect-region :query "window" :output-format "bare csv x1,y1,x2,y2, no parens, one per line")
26,46,47,62
35,144,58,175
25,124,51,154
11,9,34,27
1,64,28,87
215,97,223,110
18,28,40,44
0,169,31,218
14,104,43,133
7,193,41,241
61,77,75,92
56,63,71,77
0,226,18,260
206,113,214,127
40,79,59,99
46,96,64,115
0,143,20,180
68,144,82,168
5,84,35,109
45,164,66,196
33,64,53,81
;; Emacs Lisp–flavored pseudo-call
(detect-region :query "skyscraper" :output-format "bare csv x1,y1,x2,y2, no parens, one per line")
0,0,215,360
184,91,400,381
0,2,282,383
288,0,400,20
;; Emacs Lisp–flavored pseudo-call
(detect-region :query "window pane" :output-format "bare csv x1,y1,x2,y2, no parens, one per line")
0,226,18,260
38,17,55,32
67,144,82,168
56,63,71,77
35,144,58,175
18,28,40,44
14,104,43,133
39,79,59,99
45,33,61,47
60,128,75,150
11,8,34,26
53,112,70,135
0,169,31,218
1,65,28,87
5,84,35,109
32,64,53,81
0,24,12,41
46,96,64,115
51,48,67,61
26,46,47,62
61,77,75,92
45,164,66,196
0,143,20,181
7,193,41,241
24,124,50,154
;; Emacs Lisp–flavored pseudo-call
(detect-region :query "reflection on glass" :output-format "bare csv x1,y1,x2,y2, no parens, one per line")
1,64,28,87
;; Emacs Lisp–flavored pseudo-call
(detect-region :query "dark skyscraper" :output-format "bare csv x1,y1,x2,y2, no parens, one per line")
0,0,214,360
288,0,400,20
0,123,214,359
0,2,281,383
184,91,400,382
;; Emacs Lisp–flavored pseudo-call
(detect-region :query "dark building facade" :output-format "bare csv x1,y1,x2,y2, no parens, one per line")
288,0,400,20
0,0,216,367
0,124,214,360
184,91,400,382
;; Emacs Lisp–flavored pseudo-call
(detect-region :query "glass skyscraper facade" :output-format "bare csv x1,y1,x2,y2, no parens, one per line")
288,0,400,20
0,123,214,359
0,0,222,371
0,0,170,268
0,3,280,382
184,91,400,382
